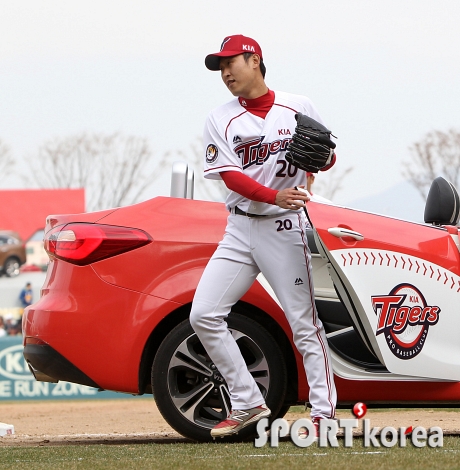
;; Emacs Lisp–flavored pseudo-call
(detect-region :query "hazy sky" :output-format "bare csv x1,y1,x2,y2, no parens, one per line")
1,0,459,206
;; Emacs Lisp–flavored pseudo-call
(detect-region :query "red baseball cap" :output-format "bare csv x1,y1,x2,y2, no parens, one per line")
205,35,263,71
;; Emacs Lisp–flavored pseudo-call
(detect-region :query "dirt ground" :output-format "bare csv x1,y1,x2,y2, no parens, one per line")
0,399,459,446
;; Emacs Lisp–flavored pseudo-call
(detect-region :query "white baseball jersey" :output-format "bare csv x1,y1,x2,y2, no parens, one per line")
203,90,326,215
191,89,337,421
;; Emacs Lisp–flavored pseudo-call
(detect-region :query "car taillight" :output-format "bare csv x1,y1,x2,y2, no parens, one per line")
44,223,152,266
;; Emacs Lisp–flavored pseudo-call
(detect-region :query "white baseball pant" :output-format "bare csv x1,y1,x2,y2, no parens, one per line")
189,210,336,419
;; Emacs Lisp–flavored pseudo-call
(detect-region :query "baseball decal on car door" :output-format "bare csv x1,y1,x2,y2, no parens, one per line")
372,284,440,360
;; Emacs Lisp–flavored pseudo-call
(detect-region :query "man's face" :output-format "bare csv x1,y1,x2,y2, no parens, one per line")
219,54,259,98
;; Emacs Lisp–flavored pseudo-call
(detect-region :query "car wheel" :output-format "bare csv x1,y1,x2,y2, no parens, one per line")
274,404,291,420
152,313,287,441
4,257,20,277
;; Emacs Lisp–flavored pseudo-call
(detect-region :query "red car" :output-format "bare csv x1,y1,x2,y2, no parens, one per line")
23,175,460,441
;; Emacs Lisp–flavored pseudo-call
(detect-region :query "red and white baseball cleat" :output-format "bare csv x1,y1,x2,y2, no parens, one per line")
299,417,322,441
211,404,271,438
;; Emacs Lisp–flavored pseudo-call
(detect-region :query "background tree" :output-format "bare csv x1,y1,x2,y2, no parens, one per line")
312,164,354,201
27,132,169,211
0,140,15,184
403,129,460,200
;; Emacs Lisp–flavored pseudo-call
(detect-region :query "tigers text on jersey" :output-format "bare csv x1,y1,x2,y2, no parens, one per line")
203,90,327,216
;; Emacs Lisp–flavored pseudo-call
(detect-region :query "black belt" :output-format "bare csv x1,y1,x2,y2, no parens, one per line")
233,206,267,218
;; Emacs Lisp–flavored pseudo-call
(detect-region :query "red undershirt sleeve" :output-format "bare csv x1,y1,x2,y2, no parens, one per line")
220,171,278,205
320,153,336,172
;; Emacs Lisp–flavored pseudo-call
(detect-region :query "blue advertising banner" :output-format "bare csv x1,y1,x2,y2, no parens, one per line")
0,336,146,401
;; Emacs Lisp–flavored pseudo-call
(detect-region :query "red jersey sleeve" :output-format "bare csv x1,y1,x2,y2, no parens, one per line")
320,153,337,172
220,171,278,205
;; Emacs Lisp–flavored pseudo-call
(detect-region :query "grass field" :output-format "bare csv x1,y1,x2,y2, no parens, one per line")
1,437,460,470
1,405,459,469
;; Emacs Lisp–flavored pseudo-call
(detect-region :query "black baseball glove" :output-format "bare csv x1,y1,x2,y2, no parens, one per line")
285,113,336,173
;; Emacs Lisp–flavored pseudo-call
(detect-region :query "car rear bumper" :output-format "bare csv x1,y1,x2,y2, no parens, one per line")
23,342,100,388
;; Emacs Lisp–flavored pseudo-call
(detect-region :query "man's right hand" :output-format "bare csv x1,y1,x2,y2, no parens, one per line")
275,186,310,210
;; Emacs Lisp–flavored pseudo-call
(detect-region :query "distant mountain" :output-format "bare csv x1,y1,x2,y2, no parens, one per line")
345,181,426,223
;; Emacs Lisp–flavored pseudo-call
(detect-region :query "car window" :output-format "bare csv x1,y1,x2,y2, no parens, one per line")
28,230,45,242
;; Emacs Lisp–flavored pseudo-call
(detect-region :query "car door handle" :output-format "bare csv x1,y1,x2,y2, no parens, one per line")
328,227,364,241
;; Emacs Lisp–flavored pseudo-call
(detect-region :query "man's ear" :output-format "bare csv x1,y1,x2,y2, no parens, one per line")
252,54,261,69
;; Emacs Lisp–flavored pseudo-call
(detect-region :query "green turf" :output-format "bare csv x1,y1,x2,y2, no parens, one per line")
1,437,459,470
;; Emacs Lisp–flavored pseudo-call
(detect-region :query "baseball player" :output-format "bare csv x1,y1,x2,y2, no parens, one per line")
189,34,337,439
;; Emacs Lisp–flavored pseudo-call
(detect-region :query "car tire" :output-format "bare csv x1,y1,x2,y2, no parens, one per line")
273,404,291,420
3,257,20,277
152,313,287,442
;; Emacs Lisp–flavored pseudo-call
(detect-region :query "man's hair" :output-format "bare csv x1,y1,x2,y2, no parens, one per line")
243,52,266,78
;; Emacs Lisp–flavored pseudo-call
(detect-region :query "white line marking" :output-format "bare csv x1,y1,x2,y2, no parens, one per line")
10,432,178,440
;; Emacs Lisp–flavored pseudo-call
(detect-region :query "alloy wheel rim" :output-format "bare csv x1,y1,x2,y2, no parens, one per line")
6,260,20,276
166,328,270,429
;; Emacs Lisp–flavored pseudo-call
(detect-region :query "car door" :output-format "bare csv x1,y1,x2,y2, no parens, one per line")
307,200,460,381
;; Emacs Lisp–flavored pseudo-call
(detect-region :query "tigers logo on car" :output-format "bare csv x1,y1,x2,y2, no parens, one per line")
371,283,440,360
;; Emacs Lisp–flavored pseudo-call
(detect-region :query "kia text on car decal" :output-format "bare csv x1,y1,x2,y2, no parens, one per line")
371,284,440,359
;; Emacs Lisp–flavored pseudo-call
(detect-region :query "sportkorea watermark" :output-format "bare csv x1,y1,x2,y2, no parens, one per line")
254,403,443,448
